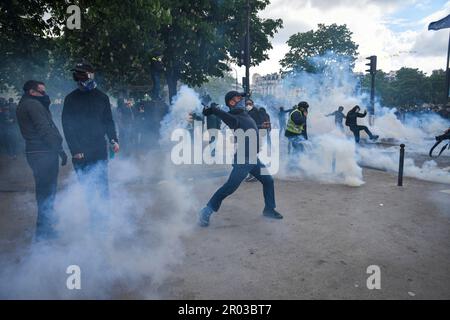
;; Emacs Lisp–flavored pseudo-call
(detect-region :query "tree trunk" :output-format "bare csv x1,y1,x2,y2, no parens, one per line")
166,68,178,105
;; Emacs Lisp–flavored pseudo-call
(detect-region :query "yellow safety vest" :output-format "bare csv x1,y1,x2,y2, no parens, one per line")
286,109,305,135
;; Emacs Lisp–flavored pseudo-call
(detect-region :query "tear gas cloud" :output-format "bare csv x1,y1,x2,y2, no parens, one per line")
0,155,196,299
159,85,203,144
253,52,450,185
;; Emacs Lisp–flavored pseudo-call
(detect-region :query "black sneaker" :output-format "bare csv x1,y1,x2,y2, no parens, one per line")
263,208,283,219
371,135,379,141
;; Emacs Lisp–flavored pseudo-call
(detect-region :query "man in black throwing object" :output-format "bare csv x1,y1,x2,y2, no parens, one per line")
198,91,282,227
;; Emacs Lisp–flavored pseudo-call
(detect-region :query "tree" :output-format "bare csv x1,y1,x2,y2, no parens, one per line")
0,0,65,92
1,0,282,104
197,72,239,105
280,23,359,73
390,68,430,107
159,0,283,102
428,69,446,105
361,68,444,109
57,0,171,95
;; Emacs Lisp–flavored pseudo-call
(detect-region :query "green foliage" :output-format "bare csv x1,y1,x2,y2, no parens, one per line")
0,0,65,91
1,0,282,100
57,0,171,94
280,23,358,73
361,68,447,108
197,72,240,105
159,0,282,99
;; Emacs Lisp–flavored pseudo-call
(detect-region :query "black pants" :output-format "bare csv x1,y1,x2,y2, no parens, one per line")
72,158,110,230
350,125,374,143
26,152,59,240
207,159,276,212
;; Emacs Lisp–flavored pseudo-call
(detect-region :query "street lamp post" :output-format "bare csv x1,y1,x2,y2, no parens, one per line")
232,67,239,91
244,0,251,97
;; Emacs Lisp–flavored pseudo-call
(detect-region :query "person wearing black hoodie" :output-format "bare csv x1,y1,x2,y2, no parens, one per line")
16,80,67,241
345,105,379,143
198,91,282,227
62,62,119,228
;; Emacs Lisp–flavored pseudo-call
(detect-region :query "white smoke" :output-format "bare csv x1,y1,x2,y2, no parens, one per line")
0,154,196,299
259,52,450,186
159,85,203,144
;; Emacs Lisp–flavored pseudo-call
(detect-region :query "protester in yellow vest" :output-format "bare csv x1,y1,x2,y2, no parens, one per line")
285,101,308,154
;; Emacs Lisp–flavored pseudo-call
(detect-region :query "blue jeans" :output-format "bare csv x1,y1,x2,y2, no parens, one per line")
288,135,305,154
350,125,374,143
207,159,276,212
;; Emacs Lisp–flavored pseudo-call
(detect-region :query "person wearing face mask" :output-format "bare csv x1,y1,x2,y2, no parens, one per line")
285,101,309,155
198,91,282,227
16,80,67,241
62,62,119,230
245,99,263,128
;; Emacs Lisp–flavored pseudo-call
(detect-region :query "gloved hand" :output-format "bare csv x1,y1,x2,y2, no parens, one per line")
202,106,215,116
59,150,68,166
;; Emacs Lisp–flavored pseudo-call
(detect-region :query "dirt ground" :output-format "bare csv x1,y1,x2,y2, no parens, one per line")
0,153,449,299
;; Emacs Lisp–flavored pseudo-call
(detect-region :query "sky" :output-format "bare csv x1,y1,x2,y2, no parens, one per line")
237,0,450,81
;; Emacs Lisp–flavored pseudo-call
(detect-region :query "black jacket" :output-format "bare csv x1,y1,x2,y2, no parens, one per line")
210,107,259,163
247,107,263,128
345,111,366,128
62,88,118,160
206,114,222,130
16,95,63,153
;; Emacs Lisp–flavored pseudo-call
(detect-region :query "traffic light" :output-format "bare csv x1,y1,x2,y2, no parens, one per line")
366,55,377,75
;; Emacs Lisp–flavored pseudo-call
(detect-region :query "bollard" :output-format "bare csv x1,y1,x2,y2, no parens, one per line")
398,144,405,186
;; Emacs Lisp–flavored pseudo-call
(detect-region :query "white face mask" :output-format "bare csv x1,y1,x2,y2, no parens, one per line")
246,104,253,111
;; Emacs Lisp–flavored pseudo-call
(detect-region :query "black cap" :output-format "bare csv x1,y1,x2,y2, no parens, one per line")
70,62,95,73
224,91,245,107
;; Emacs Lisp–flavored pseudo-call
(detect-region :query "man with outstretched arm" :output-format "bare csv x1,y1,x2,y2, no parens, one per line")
198,91,282,227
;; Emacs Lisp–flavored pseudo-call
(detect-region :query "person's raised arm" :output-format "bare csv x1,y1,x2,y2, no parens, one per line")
203,107,238,129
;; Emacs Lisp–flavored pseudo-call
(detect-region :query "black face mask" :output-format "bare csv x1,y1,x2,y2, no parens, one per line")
31,92,51,109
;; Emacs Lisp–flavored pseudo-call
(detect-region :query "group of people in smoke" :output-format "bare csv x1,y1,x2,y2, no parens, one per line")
115,94,168,155
197,97,383,227
15,62,119,241
9,58,442,235
0,97,20,159
326,105,379,143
